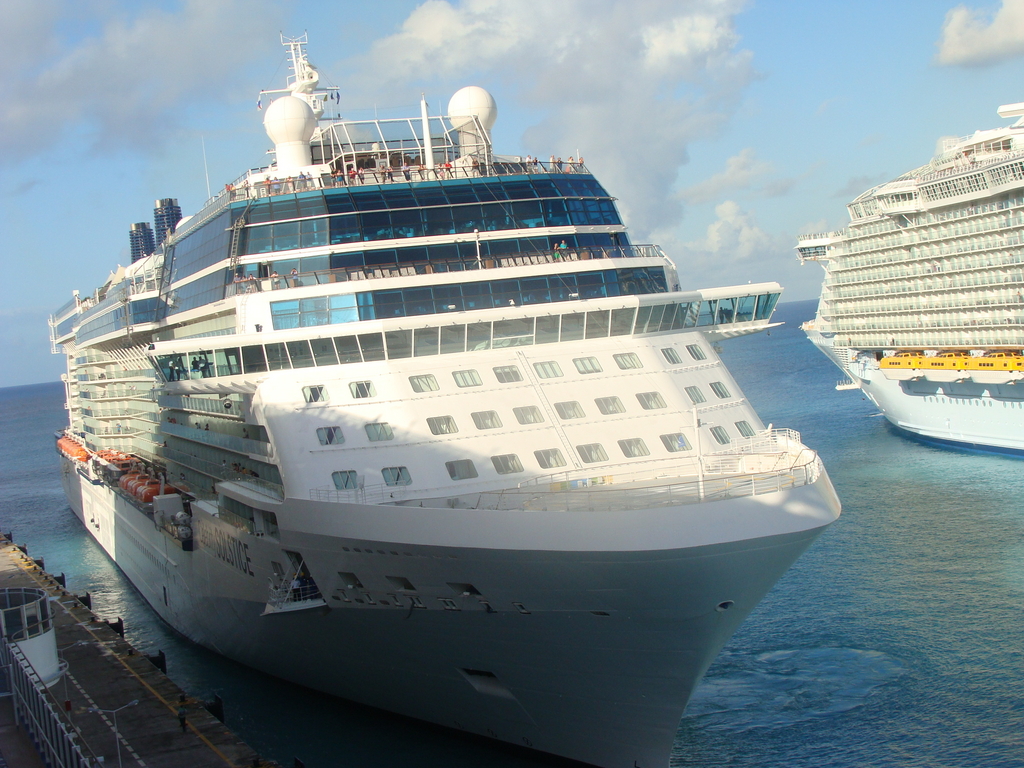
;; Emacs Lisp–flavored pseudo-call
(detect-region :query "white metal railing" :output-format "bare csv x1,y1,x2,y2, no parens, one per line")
160,422,271,457
0,636,93,768
223,244,663,297
159,394,241,418
309,430,822,511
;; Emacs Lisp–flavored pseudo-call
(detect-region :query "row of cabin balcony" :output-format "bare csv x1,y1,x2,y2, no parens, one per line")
834,328,1024,349
824,288,1024,318
838,190,1024,249
825,249,1024,289
158,394,246,419
831,213,1024,269
829,233,1020,272
159,442,283,503
830,235,1024,282
831,311,1024,333
78,386,155,401
825,268,1024,302
160,415,271,458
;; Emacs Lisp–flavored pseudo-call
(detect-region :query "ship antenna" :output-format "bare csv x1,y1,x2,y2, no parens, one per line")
201,136,211,199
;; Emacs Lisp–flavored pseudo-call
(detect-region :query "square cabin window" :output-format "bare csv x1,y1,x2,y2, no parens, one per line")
349,381,376,398
427,416,458,435
316,426,344,446
409,374,439,392
491,454,524,474
332,470,358,490
709,381,731,399
576,443,609,463
660,433,691,452
471,411,503,429
661,347,683,364
445,459,478,480
493,365,523,383
534,448,566,469
382,466,412,486
302,385,328,403
554,401,585,419
684,386,706,405
735,420,757,437
364,422,394,442
613,352,643,370
636,391,667,410
710,426,731,445
573,356,603,374
595,396,625,415
686,344,707,361
533,361,563,379
453,369,482,387
513,406,545,424
617,438,650,458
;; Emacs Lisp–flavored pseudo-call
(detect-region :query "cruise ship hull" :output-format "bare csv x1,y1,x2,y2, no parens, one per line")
60,455,838,768
856,367,1024,455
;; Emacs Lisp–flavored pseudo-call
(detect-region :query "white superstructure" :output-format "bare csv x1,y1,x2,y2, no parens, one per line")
799,101,1024,454
50,36,840,768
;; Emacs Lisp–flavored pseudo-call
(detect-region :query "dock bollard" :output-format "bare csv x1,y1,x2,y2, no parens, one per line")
204,694,225,722
32,557,45,570
145,649,167,674
104,617,125,637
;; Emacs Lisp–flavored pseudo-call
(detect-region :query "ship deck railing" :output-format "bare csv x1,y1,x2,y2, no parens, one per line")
175,159,594,245
222,160,592,203
308,431,823,511
224,244,661,297
160,422,272,458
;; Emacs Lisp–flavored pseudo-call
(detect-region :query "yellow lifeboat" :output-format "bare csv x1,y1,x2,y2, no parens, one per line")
962,351,1024,383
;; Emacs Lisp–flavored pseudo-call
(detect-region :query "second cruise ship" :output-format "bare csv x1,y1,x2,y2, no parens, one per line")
799,101,1024,455
50,36,840,768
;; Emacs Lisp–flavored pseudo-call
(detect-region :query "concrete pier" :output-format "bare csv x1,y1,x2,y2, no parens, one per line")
0,537,277,767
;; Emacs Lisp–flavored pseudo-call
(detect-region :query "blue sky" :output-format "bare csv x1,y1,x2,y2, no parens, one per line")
3,0,1023,387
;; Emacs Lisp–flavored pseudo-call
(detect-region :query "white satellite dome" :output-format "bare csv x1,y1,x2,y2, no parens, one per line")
263,95,316,144
263,95,317,171
447,86,497,132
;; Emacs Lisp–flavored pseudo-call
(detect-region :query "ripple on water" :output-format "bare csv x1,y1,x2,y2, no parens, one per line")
681,647,905,732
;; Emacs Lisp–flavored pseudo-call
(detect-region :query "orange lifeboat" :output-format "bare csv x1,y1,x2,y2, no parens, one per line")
126,475,151,495
138,484,177,503
119,472,143,491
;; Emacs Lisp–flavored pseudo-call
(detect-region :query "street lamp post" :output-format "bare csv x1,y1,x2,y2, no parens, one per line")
56,640,88,713
87,699,139,768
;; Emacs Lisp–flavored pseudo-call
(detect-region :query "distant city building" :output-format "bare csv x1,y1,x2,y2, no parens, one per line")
128,222,155,263
153,198,182,245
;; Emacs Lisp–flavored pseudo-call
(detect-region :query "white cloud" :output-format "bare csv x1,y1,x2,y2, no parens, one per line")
349,0,755,238
681,148,773,204
0,0,284,160
936,0,1024,66
688,200,778,260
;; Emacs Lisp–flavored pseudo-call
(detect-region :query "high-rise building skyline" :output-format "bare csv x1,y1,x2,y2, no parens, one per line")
153,198,182,246
128,222,155,263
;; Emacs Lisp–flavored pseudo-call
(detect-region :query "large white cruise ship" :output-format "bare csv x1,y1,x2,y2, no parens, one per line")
799,101,1024,456
50,37,840,768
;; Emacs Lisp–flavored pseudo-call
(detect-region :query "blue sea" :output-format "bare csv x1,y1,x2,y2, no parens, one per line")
1,299,1022,768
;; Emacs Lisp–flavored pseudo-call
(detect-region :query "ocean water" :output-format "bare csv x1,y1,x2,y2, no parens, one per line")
1,298,1022,768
